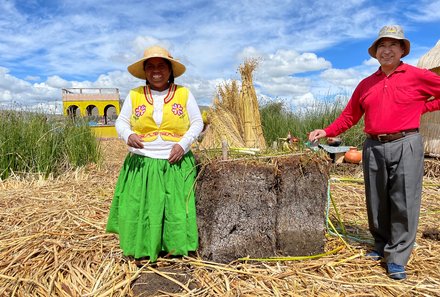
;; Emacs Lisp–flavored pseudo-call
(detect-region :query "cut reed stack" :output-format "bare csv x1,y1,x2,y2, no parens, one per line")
200,82,246,149
239,59,267,149
417,40,440,157
200,59,266,150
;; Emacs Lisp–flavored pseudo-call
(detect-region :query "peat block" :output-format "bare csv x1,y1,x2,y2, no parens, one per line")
196,154,330,263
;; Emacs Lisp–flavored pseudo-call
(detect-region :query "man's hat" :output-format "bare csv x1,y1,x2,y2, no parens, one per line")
368,25,410,58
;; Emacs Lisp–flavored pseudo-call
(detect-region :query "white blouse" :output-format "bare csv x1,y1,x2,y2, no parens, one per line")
115,86,203,159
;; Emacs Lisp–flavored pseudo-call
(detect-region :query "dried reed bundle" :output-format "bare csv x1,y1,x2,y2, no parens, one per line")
418,40,440,156
199,99,246,150
239,59,267,150
217,80,244,137
417,40,440,70
200,59,266,151
1,139,439,296
420,108,440,156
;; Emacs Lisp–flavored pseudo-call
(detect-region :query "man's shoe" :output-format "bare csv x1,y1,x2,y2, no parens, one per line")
387,263,406,280
365,250,383,261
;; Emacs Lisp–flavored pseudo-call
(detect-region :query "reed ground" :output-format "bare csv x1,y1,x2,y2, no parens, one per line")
1,139,439,296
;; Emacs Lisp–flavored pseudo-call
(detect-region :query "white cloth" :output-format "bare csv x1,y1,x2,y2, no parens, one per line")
115,86,203,159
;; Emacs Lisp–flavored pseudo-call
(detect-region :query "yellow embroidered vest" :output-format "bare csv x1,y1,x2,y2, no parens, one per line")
130,84,190,142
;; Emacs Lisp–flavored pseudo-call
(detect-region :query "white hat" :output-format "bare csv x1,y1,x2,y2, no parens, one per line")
368,25,410,58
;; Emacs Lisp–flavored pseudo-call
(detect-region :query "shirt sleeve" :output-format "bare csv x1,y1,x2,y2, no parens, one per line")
419,69,440,98
422,97,440,114
178,90,203,153
418,69,440,114
324,86,365,137
115,93,135,143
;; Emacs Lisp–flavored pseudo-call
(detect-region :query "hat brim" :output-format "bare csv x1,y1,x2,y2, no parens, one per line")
368,36,410,58
127,57,186,80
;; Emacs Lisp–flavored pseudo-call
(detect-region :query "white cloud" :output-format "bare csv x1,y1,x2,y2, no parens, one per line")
0,0,439,111
320,68,363,89
257,76,311,97
235,47,331,103
25,75,41,81
128,36,168,62
363,58,380,67
46,76,71,89
0,67,32,95
406,0,440,22
242,47,331,77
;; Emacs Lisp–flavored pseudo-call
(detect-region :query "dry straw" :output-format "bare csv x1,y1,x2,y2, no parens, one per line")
200,59,266,151
199,95,246,150
417,40,440,71
1,139,439,296
418,40,440,156
239,58,266,150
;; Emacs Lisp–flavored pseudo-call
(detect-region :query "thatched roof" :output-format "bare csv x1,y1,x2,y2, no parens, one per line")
418,40,440,153
417,40,440,70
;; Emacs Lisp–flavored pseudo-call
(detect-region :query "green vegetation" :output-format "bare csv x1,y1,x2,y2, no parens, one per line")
260,100,365,148
0,97,365,179
0,111,101,180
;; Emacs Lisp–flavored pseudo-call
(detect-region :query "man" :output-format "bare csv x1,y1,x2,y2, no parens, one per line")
308,25,440,280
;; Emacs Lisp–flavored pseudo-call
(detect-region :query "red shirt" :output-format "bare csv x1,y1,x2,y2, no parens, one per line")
324,63,440,137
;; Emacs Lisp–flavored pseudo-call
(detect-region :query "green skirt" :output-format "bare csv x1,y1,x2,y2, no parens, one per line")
106,152,198,262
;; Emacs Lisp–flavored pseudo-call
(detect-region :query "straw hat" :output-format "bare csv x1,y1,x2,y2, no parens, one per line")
368,25,410,58
127,46,186,80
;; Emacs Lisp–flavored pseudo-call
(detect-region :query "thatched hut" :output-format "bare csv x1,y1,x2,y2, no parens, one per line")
417,40,440,157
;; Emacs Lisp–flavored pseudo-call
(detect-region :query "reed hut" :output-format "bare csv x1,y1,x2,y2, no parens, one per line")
417,40,440,157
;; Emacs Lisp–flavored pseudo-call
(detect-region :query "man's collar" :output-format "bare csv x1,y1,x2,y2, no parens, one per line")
375,62,406,76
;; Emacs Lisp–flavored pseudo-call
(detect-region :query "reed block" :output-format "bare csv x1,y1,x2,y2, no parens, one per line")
195,154,329,263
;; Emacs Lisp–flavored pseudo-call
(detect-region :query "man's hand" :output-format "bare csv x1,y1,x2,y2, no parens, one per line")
308,129,327,142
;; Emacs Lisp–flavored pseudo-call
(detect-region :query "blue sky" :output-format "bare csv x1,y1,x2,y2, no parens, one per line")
1,0,439,113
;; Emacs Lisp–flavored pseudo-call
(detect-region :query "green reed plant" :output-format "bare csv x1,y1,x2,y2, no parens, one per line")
260,99,365,148
63,117,102,168
260,101,302,144
0,110,101,179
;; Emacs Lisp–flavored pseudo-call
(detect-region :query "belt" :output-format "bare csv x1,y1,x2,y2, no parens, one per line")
366,128,419,143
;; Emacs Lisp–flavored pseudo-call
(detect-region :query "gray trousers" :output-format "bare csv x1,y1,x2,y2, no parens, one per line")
362,133,424,266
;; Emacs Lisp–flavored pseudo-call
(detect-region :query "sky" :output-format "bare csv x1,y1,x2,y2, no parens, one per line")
1,0,440,113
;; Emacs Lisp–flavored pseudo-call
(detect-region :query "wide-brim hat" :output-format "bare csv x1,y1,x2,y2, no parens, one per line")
368,25,410,58
127,46,186,80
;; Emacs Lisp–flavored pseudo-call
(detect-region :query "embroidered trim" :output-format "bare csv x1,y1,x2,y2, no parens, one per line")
139,131,183,139
143,83,176,105
164,84,177,103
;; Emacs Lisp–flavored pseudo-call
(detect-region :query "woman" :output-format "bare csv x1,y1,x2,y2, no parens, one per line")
106,46,203,262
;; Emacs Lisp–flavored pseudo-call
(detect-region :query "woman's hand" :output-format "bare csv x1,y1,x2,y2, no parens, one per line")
308,129,327,142
168,144,184,164
127,134,144,149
